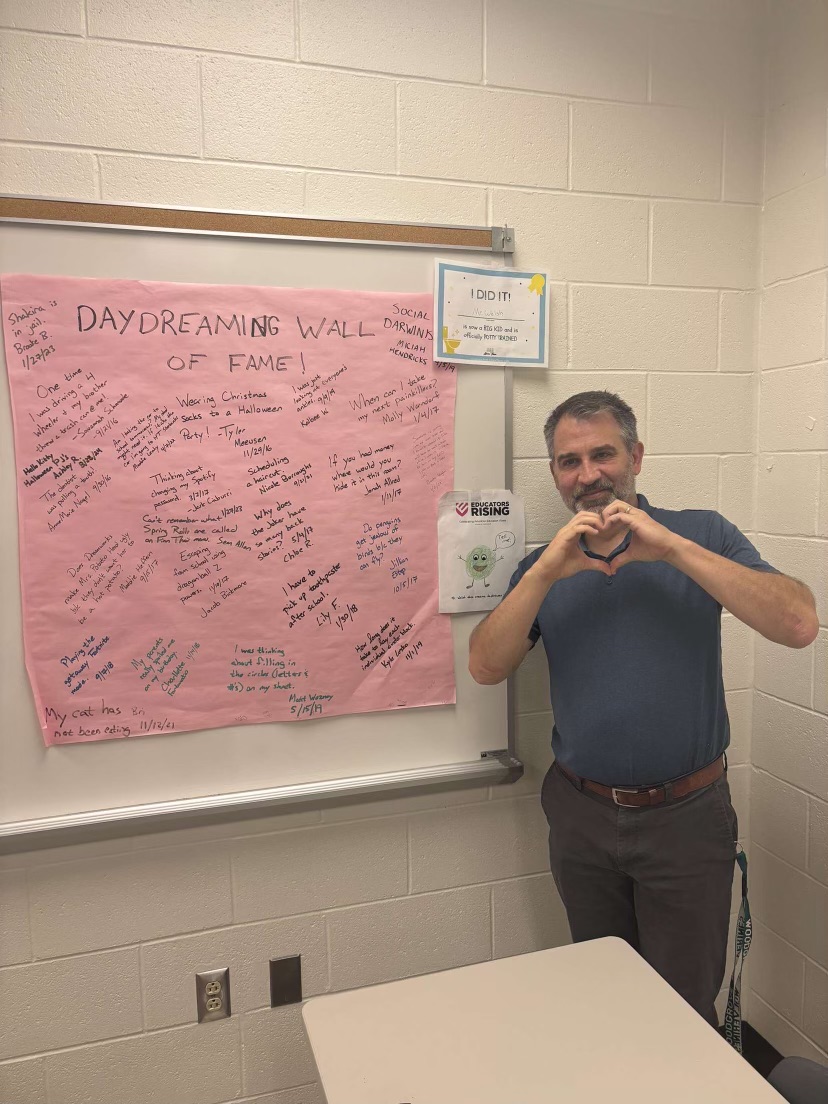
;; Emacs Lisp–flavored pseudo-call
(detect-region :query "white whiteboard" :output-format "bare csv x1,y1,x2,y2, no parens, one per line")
0,221,511,843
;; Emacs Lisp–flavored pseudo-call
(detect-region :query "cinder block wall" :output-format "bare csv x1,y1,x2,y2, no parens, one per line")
0,1,801,1102
745,0,828,1064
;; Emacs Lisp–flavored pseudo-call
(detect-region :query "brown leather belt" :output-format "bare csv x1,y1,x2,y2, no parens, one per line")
557,756,725,808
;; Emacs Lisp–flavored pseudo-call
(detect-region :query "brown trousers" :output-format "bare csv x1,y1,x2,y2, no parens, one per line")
541,760,738,1026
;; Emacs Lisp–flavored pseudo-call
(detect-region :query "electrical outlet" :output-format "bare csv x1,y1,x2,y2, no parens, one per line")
270,955,302,1007
196,967,231,1023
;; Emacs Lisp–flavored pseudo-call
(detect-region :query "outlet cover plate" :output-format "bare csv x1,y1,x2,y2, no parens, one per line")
196,967,231,1023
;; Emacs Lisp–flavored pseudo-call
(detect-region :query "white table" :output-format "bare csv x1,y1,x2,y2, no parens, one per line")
302,937,784,1103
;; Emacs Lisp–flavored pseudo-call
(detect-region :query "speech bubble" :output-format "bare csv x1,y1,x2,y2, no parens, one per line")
495,531,516,548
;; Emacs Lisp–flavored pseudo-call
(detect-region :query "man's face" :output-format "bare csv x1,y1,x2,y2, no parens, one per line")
550,413,643,516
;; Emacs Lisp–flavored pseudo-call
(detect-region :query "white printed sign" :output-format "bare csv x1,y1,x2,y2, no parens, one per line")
434,262,549,367
438,491,525,613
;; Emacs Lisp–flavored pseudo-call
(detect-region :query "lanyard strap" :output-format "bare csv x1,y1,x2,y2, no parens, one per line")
724,846,752,1053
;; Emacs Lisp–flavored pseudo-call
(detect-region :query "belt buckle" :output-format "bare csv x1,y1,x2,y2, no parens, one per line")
611,786,642,807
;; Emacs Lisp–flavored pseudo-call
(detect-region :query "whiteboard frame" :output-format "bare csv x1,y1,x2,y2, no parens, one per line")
0,203,521,852
0,754,521,853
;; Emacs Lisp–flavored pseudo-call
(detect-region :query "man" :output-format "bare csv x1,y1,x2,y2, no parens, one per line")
469,391,818,1026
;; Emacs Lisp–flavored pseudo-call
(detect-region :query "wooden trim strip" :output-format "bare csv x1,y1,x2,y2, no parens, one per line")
0,196,495,250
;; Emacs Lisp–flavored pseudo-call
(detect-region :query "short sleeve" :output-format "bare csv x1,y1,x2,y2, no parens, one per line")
501,549,543,646
707,513,781,574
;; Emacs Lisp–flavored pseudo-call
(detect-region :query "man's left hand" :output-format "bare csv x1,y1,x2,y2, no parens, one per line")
600,500,683,571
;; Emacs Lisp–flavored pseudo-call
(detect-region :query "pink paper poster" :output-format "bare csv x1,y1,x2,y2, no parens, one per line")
1,274,457,746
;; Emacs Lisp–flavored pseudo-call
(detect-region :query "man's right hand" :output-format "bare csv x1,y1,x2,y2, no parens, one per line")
531,510,612,584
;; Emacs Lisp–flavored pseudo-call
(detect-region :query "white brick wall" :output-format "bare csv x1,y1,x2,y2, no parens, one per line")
748,0,828,1066
570,102,723,199
0,0,825,1098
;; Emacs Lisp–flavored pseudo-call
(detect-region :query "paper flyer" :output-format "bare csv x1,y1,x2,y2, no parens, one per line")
437,491,525,613
434,261,549,367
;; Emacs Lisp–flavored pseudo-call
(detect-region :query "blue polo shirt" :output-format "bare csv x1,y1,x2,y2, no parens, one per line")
505,494,780,787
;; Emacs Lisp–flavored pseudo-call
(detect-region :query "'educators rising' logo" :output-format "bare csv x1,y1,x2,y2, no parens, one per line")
456,501,511,517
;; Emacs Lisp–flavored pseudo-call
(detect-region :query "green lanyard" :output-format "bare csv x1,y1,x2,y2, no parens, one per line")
724,847,751,1053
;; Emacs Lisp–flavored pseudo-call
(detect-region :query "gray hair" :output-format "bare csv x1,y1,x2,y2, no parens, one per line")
543,391,639,460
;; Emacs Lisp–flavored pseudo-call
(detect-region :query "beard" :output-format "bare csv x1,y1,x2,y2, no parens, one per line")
565,462,637,517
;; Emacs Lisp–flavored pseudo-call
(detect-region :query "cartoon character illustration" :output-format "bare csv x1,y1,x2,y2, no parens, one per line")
528,273,545,295
460,545,499,588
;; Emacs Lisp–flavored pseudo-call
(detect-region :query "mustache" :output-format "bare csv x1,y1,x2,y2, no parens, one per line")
576,483,613,499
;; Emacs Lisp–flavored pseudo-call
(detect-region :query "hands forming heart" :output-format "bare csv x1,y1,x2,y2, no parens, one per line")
585,500,682,573
536,500,684,583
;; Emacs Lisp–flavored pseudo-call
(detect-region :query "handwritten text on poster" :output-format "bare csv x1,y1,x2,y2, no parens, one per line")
2,274,457,745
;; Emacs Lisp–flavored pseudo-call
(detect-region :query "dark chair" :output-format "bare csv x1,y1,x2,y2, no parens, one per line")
768,1057,828,1104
